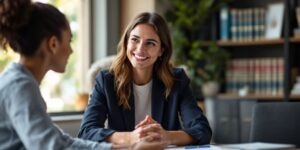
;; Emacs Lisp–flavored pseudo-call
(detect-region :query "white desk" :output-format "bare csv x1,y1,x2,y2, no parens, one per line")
165,142,296,150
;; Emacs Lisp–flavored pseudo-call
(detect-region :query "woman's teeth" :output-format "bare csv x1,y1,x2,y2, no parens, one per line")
135,54,147,60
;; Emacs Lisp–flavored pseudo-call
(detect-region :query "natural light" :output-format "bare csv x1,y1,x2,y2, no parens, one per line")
39,0,82,112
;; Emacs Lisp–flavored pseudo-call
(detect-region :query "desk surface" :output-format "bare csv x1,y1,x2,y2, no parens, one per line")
165,142,296,150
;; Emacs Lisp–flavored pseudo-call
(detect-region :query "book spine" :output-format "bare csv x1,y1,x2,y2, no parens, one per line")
253,8,260,40
259,8,266,39
277,58,284,95
237,9,243,41
220,5,230,41
230,9,238,41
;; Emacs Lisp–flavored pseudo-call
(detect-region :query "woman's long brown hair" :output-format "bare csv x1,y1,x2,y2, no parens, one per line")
110,12,174,109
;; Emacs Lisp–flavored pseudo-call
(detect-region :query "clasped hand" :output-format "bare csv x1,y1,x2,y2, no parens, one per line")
129,115,168,145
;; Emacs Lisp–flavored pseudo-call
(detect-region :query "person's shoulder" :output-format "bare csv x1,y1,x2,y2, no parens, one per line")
169,67,191,91
96,69,114,81
172,67,189,80
0,65,36,88
0,67,39,102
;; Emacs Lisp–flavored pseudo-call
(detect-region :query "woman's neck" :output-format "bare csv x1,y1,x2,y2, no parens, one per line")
19,56,48,84
133,69,153,85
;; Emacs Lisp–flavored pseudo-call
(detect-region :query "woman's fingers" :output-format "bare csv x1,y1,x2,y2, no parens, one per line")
142,133,160,142
135,115,157,129
142,124,160,133
138,124,164,139
130,135,167,150
145,115,156,123
131,140,167,150
135,117,149,129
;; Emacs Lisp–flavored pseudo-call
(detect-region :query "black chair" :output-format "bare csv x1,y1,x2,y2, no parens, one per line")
249,102,300,147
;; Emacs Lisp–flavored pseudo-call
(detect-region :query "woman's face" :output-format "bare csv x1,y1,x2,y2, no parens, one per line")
126,23,162,73
51,27,73,73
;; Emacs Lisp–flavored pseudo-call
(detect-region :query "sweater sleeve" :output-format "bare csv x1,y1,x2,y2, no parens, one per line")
6,78,111,150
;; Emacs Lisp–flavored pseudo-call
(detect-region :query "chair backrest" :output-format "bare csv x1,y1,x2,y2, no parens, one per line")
249,102,300,147
87,55,116,91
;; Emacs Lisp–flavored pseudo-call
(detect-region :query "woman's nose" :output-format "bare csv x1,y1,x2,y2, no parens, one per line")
136,42,146,52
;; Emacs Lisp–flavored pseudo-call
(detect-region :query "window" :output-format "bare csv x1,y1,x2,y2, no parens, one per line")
38,0,77,113
0,0,91,113
37,0,90,113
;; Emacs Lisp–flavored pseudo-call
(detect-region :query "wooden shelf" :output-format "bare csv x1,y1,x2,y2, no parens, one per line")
217,39,284,47
289,95,300,100
218,93,300,100
217,93,284,100
289,37,300,43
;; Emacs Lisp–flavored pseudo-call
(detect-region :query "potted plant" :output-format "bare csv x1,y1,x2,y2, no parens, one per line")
191,42,229,97
164,0,230,97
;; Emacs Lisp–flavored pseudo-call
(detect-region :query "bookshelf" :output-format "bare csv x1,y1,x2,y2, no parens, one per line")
205,0,300,144
161,0,300,144
214,0,300,101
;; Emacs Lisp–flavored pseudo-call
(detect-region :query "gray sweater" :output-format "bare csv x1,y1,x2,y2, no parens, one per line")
0,63,111,150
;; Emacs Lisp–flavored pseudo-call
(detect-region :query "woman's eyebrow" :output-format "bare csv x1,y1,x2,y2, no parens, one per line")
130,34,159,43
131,35,140,39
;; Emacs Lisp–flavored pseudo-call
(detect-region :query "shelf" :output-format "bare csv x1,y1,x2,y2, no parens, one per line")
218,93,284,100
218,93,300,100
289,37,300,43
289,95,300,100
217,39,284,47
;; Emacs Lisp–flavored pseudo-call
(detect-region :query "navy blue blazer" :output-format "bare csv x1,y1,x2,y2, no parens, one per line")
78,68,212,145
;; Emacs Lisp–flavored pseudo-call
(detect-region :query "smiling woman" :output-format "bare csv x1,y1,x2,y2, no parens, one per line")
78,12,212,147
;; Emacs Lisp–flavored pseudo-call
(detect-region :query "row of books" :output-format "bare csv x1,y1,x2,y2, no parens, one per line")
220,6,266,42
225,58,284,96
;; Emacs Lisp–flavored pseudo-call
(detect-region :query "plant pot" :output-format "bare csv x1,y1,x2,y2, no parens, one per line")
202,81,220,97
75,93,89,111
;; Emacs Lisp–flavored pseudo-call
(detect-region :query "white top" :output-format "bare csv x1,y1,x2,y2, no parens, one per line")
133,80,152,125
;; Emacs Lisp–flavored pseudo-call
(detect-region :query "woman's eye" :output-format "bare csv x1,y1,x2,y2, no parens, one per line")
131,38,138,42
147,42,156,47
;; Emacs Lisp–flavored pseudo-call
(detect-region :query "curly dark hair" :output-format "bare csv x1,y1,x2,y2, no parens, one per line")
0,0,68,56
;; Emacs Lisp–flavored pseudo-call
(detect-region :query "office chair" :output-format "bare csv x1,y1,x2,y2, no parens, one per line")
87,55,116,91
249,102,300,147
86,55,116,127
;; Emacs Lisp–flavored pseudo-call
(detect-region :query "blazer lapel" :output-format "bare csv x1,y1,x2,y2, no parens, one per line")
122,91,135,130
151,76,165,124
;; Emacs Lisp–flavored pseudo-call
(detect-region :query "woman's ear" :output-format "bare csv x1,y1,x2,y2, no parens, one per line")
47,36,59,54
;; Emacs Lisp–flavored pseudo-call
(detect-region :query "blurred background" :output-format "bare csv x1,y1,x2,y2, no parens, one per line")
1,0,300,146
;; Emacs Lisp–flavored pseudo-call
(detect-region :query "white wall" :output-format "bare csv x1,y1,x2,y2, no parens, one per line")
120,0,155,34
